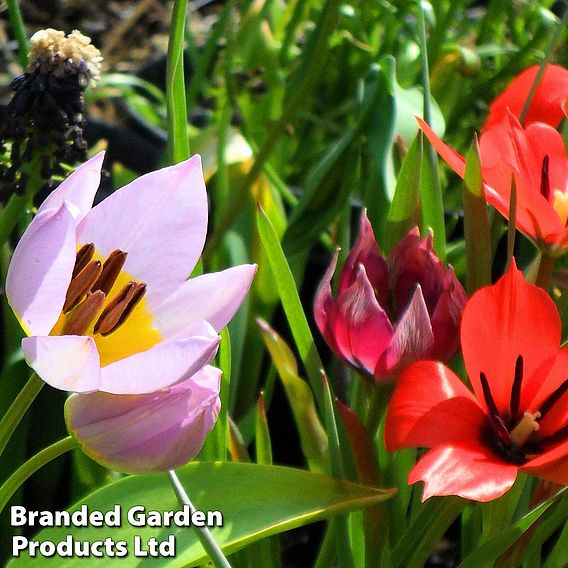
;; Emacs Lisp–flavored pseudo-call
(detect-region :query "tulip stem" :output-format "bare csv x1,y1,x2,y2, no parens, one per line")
0,372,43,458
168,469,232,568
534,252,554,290
0,436,76,514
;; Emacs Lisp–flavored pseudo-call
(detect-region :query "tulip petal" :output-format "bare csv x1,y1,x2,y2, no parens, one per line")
22,335,101,392
521,443,568,486
314,249,344,358
6,203,77,336
522,349,568,437
77,155,208,307
99,320,220,394
376,285,433,376
335,264,394,374
417,117,467,178
154,264,257,336
65,365,221,473
37,152,104,222
430,269,467,361
385,361,486,451
461,260,561,416
485,64,568,129
339,211,388,305
409,443,518,502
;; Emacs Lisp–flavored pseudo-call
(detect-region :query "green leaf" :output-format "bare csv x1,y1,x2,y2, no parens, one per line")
166,0,190,163
10,462,395,568
282,64,384,255
255,394,272,466
385,133,423,252
257,319,328,473
256,206,324,408
463,136,491,294
458,489,565,568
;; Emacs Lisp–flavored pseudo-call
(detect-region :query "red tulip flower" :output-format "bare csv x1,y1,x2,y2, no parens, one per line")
484,64,568,130
419,112,568,252
314,213,466,381
386,261,568,502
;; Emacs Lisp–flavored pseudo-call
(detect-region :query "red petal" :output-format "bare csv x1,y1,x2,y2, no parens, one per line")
523,349,568,436
417,117,466,178
409,443,518,502
522,445,568,485
461,260,561,416
334,264,394,373
485,64,568,129
385,361,487,452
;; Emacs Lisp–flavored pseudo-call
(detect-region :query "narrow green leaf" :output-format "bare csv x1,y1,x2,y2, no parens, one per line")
166,0,190,163
393,496,466,568
458,489,566,568
11,462,395,568
524,491,568,567
322,374,354,568
463,135,492,293
417,1,446,259
385,133,423,252
255,394,272,466
257,319,328,473
282,64,384,255
256,206,324,408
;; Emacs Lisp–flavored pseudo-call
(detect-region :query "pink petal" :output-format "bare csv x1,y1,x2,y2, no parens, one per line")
430,268,467,361
65,365,221,473
334,263,394,373
409,443,518,502
37,152,104,222
339,211,388,305
154,264,257,336
76,155,208,308
99,320,220,394
6,203,77,336
375,285,434,376
385,361,485,451
313,249,343,357
22,335,101,392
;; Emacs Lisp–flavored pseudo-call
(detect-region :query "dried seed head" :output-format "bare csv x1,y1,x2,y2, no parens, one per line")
28,29,103,85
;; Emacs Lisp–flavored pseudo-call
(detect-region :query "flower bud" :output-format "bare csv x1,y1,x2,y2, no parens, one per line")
65,366,221,473
314,213,466,381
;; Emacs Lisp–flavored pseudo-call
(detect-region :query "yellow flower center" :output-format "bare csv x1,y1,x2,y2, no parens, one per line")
552,190,568,227
50,244,162,366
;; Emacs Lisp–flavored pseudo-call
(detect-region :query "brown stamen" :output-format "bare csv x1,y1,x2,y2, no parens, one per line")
539,378,568,420
91,249,127,295
63,260,102,313
94,281,146,336
62,291,106,335
509,355,524,423
540,155,550,200
72,243,95,278
480,372,511,447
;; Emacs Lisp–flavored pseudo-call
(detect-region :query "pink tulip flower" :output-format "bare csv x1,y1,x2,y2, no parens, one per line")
7,152,256,395
65,365,222,473
314,213,466,381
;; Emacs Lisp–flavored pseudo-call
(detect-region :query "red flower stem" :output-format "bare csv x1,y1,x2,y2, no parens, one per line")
535,252,554,290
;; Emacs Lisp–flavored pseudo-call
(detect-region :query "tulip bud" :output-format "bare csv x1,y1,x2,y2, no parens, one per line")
314,212,466,381
64,366,221,473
